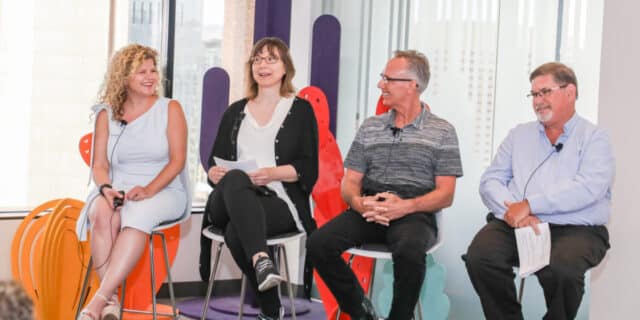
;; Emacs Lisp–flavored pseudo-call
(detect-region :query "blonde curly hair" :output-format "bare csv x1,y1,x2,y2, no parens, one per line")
98,44,162,120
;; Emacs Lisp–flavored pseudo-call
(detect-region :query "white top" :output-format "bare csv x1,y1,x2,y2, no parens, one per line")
237,96,304,232
75,98,191,241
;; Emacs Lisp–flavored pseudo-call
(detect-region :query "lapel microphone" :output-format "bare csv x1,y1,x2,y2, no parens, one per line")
390,127,402,138
120,120,128,126
554,143,563,152
522,143,564,200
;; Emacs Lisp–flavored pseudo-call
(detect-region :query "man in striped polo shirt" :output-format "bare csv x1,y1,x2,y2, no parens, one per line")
308,50,463,320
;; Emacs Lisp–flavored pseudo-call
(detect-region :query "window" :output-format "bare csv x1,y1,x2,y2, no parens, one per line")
0,1,111,209
0,0,253,209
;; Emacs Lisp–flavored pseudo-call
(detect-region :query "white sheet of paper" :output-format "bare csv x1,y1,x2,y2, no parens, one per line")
213,156,258,173
515,222,551,277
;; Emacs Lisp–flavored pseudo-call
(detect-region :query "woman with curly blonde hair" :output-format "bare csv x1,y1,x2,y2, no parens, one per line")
75,44,190,320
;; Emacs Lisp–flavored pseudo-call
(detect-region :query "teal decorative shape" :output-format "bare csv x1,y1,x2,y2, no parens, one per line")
372,254,450,319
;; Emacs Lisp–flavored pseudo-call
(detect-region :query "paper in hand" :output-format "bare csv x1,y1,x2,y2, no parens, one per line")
515,222,551,277
213,156,258,173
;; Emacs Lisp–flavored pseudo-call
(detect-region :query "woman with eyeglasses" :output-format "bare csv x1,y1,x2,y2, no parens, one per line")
202,37,318,320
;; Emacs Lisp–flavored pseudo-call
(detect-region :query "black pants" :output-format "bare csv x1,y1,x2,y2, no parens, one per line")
204,170,297,317
464,214,609,320
307,209,437,320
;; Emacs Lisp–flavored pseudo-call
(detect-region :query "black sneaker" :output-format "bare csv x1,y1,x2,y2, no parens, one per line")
254,256,283,292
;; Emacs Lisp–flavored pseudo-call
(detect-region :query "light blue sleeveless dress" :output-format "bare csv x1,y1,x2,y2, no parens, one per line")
75,97,191,241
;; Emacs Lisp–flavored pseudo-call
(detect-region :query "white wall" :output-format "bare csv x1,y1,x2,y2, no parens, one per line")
590,0,640,318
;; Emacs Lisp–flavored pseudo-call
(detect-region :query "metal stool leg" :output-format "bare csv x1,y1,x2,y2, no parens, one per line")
238,275,247,319
119,279,126,319
159,232,178,318
415,296,424,320
280,245,296,320
149,234,158,319
367,259,377,300
75,257,94,319
272,248,283,319
518,277,526,303
201,242,224,320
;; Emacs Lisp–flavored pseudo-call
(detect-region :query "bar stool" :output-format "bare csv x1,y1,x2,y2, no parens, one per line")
76,214,190,320
119,214,191,319
336,211,444,320
201,226,304,320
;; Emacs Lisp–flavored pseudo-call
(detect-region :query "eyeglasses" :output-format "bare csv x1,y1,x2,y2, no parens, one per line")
380,73,414,83
527,84,568,99
250,55,279,65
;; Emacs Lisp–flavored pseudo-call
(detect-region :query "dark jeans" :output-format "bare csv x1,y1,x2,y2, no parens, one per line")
464,214,610,320
307,209,437,320
204,170,297,317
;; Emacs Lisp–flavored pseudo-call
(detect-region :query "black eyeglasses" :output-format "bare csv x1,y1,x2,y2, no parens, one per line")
250,55,279,65
527,84,568,99
380,73,414,83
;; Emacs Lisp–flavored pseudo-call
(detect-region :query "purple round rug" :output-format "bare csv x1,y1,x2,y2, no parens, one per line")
178,296,322,320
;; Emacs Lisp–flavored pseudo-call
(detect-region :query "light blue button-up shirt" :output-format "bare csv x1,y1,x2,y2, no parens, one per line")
479,113,614,225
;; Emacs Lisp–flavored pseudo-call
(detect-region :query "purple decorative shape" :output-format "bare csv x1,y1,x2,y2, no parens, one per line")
310,15,341,135
200,67,230,171
254,0,292,45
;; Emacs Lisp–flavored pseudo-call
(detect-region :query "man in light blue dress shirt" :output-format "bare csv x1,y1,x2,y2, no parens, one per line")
464,62,613,320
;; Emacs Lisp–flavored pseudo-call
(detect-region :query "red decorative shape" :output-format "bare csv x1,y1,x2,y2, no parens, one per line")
79,133,92,167
375,95,391,115
299,86,375,319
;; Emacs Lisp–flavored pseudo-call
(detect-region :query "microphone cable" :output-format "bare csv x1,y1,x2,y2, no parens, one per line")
522,143,563,200
76,119,128,271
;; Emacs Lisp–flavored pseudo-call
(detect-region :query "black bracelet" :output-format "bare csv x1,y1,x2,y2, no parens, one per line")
99,184,113,197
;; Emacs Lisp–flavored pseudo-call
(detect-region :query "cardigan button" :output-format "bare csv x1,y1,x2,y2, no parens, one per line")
275,139,279,143
275,156,279,160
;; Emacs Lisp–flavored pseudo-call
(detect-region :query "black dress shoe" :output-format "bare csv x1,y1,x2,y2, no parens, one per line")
351,297,379,320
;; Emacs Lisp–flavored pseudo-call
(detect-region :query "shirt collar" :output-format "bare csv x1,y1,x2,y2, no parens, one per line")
536,112,579,135
385,103,428,130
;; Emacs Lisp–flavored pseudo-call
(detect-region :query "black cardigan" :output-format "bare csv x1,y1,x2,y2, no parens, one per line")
206,96,319,297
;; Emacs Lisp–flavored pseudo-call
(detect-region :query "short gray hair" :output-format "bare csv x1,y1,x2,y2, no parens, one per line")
394,50,430,93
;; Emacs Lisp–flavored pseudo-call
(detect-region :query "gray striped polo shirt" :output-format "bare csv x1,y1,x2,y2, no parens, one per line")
345,106,463,199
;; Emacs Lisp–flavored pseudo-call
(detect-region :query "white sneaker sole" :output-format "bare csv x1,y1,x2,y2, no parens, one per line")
258,273,284,292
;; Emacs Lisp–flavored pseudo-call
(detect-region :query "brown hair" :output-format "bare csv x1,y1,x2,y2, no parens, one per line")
98,44,162,120
245,37,296,99
530,62,578,99
394,50,430,93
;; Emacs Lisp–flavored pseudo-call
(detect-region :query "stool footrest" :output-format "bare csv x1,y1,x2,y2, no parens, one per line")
121,308,177,316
